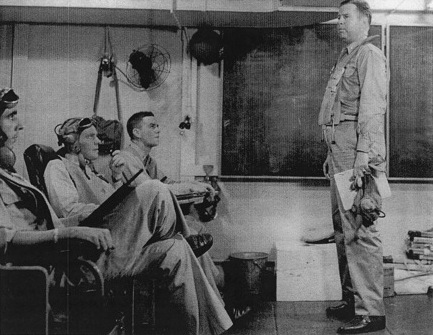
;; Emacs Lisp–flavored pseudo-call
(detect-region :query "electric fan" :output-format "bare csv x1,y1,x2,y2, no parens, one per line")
125,44,171,91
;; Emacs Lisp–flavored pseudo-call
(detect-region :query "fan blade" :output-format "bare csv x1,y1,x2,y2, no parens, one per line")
129,50,156,89
140,71,154,89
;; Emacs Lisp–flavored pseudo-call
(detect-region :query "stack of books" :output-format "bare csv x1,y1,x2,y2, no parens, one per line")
406,230,433,264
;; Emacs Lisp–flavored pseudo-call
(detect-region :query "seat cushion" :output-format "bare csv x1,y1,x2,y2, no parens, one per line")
24,144,59,196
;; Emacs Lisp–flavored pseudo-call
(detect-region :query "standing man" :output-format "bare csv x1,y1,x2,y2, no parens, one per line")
319,1,387,334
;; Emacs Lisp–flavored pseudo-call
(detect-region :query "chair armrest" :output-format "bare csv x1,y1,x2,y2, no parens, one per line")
57,239,105,295
0,264,50,291
1,239,104,297
0,264,51,335
2,239,103,267
0,263,49,275
57,238,103,263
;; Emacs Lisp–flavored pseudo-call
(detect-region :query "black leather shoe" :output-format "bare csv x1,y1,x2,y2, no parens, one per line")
304,233,335,244
337,315,386,334
326,303,355,321
186,233,213,257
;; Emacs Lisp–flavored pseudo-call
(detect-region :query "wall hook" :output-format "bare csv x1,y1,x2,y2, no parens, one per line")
179,115,192,130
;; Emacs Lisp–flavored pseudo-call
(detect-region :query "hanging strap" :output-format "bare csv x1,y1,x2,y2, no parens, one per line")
93,27,122,121
112,68,123,125
93,27,124,148
93,61,103,116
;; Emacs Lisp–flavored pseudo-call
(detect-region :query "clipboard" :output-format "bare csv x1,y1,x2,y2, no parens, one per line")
334,169,391,211
79,169,143,227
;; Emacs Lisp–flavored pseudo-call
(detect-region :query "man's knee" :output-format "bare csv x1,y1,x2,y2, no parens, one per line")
143,237,194,282
145,236,191,263
136,179,170,197
165,236,192,261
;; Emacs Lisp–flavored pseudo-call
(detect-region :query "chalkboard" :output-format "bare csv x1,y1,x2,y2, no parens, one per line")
389,26,433,178
221,25,382,177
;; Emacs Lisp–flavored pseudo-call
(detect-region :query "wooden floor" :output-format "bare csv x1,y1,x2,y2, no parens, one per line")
225,294,433,335
141,293,433,334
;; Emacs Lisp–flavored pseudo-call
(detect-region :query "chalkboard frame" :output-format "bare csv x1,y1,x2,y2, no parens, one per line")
221,24,384,179
387,25,433,180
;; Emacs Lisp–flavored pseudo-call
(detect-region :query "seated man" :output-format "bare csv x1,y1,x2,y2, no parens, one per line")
119,111,222,291
0,88,113,259
119,111,214,197
1,90,231,335
0,89,114,332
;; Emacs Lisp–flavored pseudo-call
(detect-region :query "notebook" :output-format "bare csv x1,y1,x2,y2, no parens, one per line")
79,169,143,227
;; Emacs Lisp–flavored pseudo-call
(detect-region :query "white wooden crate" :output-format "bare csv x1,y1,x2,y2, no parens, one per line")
276,241,342,301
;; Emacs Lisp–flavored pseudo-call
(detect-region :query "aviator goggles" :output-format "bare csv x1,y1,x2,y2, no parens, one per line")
54,117,95,145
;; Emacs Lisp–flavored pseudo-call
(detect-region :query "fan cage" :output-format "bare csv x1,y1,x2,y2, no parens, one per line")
125,44,171,91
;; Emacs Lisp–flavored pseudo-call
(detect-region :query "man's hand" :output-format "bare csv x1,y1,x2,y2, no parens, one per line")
169,181,215,199
109,150,125,179
59,227,114,252
322,155,331,180
353,152,370,188
190,181,215,198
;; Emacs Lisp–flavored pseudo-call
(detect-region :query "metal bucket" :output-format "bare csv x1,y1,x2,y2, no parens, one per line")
229,252,269,295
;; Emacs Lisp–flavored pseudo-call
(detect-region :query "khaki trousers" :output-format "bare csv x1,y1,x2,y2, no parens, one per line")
325,122,385,317
96,180,232,334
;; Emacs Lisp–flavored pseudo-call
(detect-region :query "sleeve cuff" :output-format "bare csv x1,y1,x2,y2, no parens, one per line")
111,175,122,183
357,138,370,153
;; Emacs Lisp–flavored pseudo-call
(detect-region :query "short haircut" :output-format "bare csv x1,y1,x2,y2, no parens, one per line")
340,0,372,25
127,111,155,140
